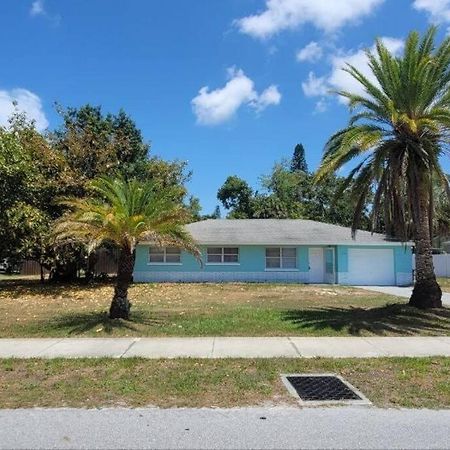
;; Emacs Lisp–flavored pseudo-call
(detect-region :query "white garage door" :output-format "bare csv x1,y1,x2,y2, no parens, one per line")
347,248,395,286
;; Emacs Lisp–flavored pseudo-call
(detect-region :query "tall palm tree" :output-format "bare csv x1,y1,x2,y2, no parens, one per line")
316,27,450,309
54,176,200,319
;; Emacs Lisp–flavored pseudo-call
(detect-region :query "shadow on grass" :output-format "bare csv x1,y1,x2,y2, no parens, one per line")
281,303,450,336
41,309,163,335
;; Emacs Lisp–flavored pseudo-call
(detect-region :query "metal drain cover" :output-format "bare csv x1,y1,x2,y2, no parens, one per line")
281,373,371,405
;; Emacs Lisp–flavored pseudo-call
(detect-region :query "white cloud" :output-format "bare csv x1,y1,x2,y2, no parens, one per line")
412,0,450,23
30,0,45,16
301,37,404,110
235,0,384,39
0,88,49,131
251,85,282,112
314,98,328,113
328,37,404,102
191,68,281,125
301,72,328,97
296,41,323,63
30,0,61,25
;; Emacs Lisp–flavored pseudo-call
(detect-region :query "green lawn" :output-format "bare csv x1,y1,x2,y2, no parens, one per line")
0,280,449,337
1,357,448,409
438,278,450,293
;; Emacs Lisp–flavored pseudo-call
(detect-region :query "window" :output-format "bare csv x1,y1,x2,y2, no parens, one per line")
265,247,297,269
148,247,181,264
325,248,335,274
207,247,239,264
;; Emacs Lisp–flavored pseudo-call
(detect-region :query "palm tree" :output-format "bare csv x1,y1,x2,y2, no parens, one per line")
54,176,200,319
316,27,450,309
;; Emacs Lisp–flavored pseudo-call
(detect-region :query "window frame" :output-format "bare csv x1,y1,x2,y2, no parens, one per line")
265,247,298,271
206,247,240,265
148,246,182,265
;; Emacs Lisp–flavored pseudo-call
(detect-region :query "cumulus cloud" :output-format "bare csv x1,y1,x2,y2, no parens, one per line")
30,0,45,16
314,98,328,113
251,85,282,112
30,0,61,24
191,68,281,125
296,41,323,63
0,88,49,131
328,37,404,102
412,0,450,23
235,0,384,39
301,37,404,111
301,72,328,97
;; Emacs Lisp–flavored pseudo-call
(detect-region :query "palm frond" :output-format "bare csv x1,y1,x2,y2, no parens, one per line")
316,27,450,241
53,176,200,260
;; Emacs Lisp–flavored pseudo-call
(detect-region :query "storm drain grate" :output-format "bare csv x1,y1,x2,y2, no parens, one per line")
281,374,371,405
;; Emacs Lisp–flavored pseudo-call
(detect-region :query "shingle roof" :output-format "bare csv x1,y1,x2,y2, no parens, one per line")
185,219,399,246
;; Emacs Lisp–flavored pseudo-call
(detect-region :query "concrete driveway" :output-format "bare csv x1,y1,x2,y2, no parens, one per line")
358,286,450,306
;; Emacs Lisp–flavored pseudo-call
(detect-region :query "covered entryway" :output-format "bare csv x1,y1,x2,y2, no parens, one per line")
347,248,395,285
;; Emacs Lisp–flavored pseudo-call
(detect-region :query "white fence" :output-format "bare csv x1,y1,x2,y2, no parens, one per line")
413,254,450,277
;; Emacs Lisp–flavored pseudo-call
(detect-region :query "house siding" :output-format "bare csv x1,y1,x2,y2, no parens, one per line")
134,244,310,283
133,243,412,285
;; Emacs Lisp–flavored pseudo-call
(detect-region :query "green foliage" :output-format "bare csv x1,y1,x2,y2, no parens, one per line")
140,157,191,202
433,175,450,242
290,143,308,172
53,104,149,182
211,205,221,219
316,27,450,239
260,161,304,218
217,176,254,217
251,194,290,219
54,176,200,256
186,195,202,221
0,106,195,280
0,130,31,215
218,146,365,225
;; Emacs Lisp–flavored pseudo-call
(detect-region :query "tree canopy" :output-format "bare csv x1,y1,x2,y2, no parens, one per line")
54,176,199,317
316,27,450,308
217,144,368,227
0,105,195,281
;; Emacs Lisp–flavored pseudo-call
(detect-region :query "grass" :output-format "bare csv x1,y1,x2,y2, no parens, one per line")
0,274,41,281
438,278,450,293
0,357,448,409
1,280,449,337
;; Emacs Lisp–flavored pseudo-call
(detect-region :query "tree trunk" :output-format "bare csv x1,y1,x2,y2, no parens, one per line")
109,247,135,319
409,171,442,309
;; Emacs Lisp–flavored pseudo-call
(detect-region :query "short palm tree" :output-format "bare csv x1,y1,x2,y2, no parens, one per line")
54,176,200,319
316,27,450,309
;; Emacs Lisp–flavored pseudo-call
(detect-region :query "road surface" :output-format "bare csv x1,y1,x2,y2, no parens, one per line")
1,406,449,449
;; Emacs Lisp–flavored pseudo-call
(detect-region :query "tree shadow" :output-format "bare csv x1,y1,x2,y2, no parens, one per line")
281,303,450,336
41,310,163,335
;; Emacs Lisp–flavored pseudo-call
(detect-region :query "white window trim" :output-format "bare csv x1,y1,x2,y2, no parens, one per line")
205,247,240,265
265,247,298,271
148,247,182,265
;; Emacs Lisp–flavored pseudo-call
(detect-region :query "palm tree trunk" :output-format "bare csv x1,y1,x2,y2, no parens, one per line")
409,173,442,309
109,247,135,319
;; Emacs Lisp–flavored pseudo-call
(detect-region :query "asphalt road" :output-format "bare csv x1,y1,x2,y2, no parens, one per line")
1,407,449,449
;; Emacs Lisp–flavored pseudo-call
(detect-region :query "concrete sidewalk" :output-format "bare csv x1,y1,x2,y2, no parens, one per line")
360,286,450,306
1,336,450,358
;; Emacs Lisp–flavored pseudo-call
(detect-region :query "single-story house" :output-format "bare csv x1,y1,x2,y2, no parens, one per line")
133,219,413,286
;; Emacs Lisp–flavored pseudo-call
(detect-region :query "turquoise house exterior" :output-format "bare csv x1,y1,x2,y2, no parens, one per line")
133,219,413,286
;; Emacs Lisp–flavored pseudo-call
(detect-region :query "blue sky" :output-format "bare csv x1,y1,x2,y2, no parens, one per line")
1,0,449,213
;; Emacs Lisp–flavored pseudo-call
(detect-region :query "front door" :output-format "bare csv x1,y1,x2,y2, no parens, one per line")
309,247,325,283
